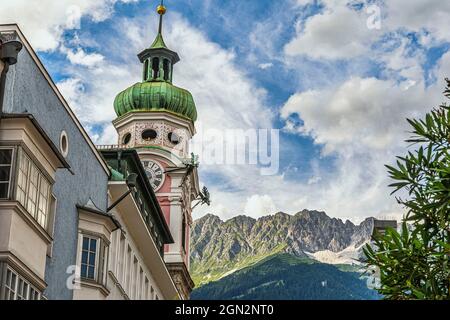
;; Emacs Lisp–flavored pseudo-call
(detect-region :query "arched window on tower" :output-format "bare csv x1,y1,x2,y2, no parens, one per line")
163,59,170,81
152,57,160,79
143,59,149,81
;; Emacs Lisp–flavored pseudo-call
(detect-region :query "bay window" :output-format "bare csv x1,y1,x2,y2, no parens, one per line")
0,147,52,231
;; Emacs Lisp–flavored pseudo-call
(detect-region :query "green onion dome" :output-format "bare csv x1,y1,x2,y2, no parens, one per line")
113,81,197,122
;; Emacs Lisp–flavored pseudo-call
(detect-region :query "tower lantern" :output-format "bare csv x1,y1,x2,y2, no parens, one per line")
138,1,179,83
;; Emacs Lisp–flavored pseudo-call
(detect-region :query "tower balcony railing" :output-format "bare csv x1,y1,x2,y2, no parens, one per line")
96,144,131,150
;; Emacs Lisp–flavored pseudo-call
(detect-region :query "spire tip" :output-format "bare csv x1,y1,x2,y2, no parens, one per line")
157,3,166,15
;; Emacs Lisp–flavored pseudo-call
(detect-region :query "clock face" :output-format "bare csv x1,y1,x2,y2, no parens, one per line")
142,160,165,191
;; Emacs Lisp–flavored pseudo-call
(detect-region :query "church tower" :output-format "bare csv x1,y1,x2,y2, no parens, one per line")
112,2,198,299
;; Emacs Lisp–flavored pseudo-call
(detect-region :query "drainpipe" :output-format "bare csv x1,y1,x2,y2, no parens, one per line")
0,37,23,120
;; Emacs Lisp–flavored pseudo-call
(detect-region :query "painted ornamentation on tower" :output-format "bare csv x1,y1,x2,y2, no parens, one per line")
111,1,204,299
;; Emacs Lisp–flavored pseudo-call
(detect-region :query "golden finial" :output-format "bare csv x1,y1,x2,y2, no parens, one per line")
157,1,166,15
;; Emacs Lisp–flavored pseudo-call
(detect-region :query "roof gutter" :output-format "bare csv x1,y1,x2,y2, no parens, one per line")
0,33,23,122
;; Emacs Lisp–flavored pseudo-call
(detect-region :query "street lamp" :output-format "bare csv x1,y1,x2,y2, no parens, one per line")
107,173,138,212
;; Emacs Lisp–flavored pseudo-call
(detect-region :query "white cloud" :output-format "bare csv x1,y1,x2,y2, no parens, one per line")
62,46,105,67
285,1,377,60
385,1,450,44
184,2,450,223
307,176,321,185
55,57,139,128
296,0,313,5
281,77,434,154
57,77,85,103
258,62,273,70
89,123,118,145
166,16,272,130
278,53,450,222
0,0,137,51
244,194,277,219
285,1,450,62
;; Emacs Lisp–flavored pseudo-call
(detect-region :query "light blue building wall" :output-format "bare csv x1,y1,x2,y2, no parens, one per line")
3,43,109,299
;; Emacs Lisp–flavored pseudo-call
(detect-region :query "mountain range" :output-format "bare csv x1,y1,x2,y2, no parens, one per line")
190,210,375,286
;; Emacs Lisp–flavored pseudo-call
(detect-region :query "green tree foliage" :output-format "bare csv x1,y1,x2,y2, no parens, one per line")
364,79,450,300
192,254,380,300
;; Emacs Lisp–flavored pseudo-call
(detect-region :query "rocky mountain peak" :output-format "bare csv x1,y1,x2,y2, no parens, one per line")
198,213,223,224
191,210,376,284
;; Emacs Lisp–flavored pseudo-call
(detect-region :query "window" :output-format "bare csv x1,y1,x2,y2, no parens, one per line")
2,268,41,300
60,131,69,158
29,287,40,300
1,147,53,230
16,149,52,230
4,269,17,300
168,132,180,145
16,149,29,204
142,129,157,141
152,57,160,79
122,133,131,145
37,178,50,228
26,165,39,218
0,148,13,199
143,59,149,81
16,278,28,300
81,236,97,280
80,235,108,285
163,59,170,81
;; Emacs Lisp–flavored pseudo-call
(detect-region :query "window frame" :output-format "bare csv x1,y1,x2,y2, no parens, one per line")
79,234,109,286
15,148,52,231
80,236,99,281
2,267,41,300
0,147,15,200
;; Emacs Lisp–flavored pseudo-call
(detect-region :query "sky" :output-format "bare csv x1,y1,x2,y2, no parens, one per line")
1,0,449,223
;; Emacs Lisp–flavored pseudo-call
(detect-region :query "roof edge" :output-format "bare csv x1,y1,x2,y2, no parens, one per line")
76,205,122,231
